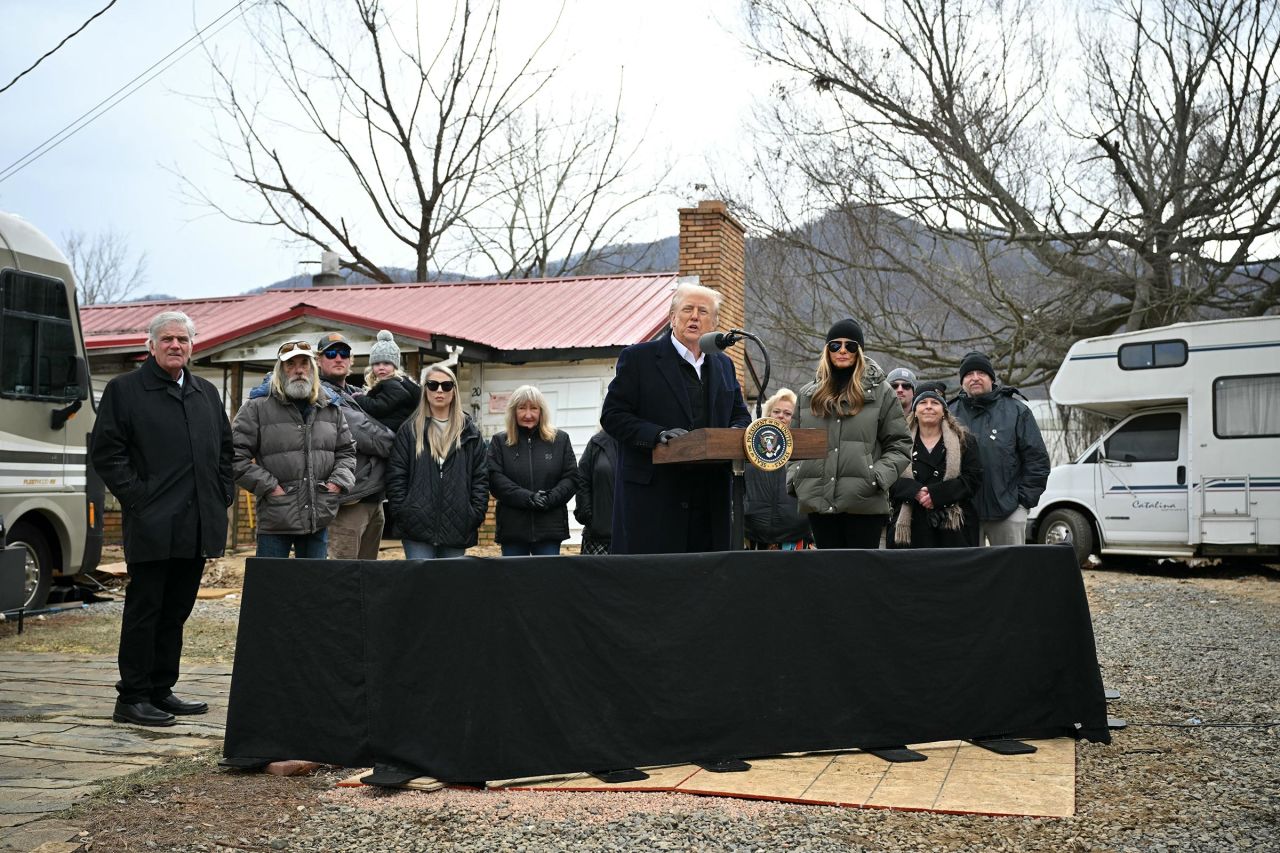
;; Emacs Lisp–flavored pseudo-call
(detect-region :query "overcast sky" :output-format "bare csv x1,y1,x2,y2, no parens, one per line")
0,0,770,300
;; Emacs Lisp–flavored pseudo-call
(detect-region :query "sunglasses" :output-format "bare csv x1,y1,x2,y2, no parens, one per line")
277,340,313,354
425,380,456,392
891,382,913,390
321,347,351,359
826,340,860,353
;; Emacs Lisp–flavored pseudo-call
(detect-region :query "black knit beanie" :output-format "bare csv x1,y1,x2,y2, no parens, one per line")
912,389,947,411
826,319,865,351
959,351,996,383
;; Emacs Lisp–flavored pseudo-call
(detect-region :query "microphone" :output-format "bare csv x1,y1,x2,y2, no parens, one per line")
698,330,742,352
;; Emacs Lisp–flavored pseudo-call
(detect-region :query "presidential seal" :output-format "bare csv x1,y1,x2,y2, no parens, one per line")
744,417,793,471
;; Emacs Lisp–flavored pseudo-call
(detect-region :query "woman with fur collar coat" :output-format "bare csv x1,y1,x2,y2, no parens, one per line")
888,388,983,548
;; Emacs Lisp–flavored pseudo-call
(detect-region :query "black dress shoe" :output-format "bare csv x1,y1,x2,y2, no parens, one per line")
152,693,209,715
113,700,176,727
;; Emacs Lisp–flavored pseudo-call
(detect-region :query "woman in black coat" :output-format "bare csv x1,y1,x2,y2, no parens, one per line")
487,385,578,556
744,389,812,549
574,429,618,555
888,389,983,548
386,365,488,559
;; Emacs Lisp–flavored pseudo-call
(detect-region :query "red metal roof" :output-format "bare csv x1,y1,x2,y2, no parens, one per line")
80,273,678,354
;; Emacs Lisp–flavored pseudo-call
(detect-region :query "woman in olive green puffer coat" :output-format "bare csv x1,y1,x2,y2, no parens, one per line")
787,319,912,549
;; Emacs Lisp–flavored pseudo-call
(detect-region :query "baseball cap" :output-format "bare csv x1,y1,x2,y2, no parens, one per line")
315,332,351,352
277,340,317,361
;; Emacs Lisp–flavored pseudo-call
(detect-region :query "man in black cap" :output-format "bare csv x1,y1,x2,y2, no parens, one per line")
951,352,1050,546
314,332,394,560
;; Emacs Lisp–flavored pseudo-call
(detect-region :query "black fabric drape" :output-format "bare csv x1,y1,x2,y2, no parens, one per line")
224,546,1109,781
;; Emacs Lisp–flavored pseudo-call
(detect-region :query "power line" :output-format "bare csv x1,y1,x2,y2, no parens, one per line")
0,0,256,186
0,0,121,95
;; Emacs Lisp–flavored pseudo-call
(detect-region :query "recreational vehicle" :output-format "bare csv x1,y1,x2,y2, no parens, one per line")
0,212,103,608
1026,316,1280,564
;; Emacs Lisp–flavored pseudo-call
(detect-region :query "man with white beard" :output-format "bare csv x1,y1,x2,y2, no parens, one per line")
232,340,357,558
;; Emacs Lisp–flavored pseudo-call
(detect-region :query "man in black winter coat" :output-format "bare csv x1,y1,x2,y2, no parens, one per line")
601,282,751,553
91,311,233,727
951,352,1050,546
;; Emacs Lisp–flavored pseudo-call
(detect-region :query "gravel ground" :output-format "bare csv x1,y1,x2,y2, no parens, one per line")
56,563,1280,851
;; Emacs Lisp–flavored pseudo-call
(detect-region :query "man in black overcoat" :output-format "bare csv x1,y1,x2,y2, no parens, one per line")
601,282,750,553
91,311,233,726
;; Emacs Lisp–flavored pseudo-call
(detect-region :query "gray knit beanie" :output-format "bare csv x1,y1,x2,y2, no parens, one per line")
368,330,401,368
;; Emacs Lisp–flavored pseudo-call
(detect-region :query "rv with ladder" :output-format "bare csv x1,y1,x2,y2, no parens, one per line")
1026,316,1280,564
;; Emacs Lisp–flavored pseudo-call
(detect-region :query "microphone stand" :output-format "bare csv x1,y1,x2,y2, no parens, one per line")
727,329,772,419
717,329,773,552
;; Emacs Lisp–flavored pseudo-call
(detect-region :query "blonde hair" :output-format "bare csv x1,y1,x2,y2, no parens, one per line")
763,388,798,417
364,364,409,389
411,364,465,463
668,281,721,321
504,384,555,445
810,344,867,417
269,355,321,405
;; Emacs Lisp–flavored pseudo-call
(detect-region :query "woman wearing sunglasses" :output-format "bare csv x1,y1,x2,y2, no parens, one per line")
385,365,489,559
789,319,911,549
487,385,579,556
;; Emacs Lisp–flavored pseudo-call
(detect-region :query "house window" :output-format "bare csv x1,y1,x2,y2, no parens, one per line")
0,270,80,401
1118,339,1187,370
1104,412,1181,462
1214,374,1280,438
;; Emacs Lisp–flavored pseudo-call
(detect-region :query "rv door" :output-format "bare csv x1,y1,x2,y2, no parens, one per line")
1093,410,1190,548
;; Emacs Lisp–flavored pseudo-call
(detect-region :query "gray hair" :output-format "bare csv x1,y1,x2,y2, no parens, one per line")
668,281,722,317
147,311,196,343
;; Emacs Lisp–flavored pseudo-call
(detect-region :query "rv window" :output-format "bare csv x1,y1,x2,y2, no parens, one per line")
1118,340,1188,370
1214,374,1280,438
1103,412,1180,462
0,271,80,401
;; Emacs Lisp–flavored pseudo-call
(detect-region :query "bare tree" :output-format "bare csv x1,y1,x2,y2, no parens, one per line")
464,100,671,279
63,229,148,305
185,0,663,283
732,0,1280,386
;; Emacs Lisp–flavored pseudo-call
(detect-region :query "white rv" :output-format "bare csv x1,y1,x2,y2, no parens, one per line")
1026,316,1280,564
0,212,103,608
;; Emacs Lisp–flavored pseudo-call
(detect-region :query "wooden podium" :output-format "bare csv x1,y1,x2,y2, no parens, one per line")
653,427,826,549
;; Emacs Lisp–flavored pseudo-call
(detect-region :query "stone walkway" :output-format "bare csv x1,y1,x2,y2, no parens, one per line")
0,652,230,852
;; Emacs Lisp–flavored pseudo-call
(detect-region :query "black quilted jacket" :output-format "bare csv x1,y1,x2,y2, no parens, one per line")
487,428,578,545
386,416,489,548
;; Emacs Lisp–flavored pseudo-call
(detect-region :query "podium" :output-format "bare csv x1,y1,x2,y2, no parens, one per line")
653,427,827,549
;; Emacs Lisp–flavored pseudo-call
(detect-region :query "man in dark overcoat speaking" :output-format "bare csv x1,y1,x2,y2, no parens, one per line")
601,281,750,553
91,310,233,726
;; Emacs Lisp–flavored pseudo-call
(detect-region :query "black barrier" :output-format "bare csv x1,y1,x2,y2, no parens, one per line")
224,545,1110,781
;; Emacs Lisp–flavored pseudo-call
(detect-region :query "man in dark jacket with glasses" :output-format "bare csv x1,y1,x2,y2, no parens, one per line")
314,332,394,560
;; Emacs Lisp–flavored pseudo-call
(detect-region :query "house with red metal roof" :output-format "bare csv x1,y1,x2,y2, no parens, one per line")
82,202,746,432
80,201,748,544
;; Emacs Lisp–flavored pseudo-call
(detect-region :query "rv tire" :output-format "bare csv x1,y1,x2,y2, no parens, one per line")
7,520,53,610
1039,508,1094,567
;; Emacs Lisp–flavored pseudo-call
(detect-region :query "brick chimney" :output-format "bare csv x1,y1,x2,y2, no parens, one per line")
677,200,747,386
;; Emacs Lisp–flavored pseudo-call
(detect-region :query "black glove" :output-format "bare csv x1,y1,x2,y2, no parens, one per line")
530,490,550,509
658,428,690,445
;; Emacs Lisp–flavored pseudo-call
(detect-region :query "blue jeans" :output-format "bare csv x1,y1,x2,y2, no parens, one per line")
500,540,561,557
402,540,467,559
256,530,329,559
